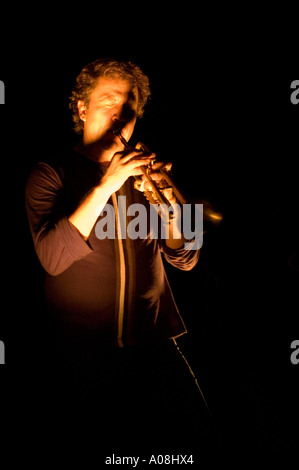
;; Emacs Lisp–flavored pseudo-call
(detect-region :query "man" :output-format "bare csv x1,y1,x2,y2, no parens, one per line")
25,58,215,452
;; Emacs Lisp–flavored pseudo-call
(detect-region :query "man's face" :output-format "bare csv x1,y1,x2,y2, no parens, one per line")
78,76,138,151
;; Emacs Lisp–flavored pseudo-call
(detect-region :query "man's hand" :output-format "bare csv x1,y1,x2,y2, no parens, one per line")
133,155,188,249
101,149,156,195
69,148,155,239
134,160,178,206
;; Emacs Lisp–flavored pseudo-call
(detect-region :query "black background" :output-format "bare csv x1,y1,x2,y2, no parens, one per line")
0,6,298,465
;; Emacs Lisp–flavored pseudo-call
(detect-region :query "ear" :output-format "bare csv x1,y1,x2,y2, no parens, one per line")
77,100,87,122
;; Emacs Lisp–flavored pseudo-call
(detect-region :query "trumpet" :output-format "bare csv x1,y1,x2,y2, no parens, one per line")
113,128,186,209
113,127,223,226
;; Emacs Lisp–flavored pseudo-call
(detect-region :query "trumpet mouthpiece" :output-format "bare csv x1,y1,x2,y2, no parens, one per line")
112,127,121,136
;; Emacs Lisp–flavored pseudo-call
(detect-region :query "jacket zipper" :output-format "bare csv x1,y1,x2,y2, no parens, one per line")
112,192,126,347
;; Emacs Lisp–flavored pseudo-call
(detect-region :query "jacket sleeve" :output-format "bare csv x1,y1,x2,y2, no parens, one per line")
25,162,93,276
161,242,200,271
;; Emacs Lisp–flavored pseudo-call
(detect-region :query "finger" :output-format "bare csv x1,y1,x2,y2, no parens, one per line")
121,150,156,164
141,180,172,192
140,171,168,184
111,149,144,164
128,158,154,174
150,161,172,171
118,149,142,163
136,142,152,153
135,142,156,162
158,187,177,205
131,165,155,176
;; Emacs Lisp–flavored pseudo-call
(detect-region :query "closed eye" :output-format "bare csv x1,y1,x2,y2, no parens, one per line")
98,96,120,108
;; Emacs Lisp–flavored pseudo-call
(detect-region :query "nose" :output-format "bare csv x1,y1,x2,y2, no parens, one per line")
112,103,136,127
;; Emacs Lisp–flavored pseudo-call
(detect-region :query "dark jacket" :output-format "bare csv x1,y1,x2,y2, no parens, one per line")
25,149,199,347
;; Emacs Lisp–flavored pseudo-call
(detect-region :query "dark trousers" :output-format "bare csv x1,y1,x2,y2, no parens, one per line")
17,333,222,462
